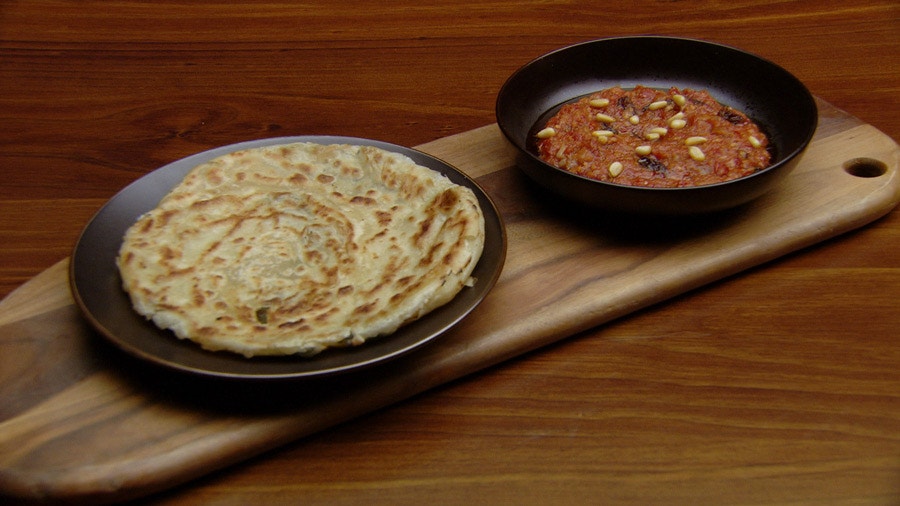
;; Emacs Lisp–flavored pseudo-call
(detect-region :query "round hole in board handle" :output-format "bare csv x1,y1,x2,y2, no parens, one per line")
843,158,888,178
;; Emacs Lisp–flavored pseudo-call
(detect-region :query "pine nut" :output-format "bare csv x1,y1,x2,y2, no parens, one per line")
669,118,687,129
688,146,706,161
673,94,686,107
591,130,611,143
648,100,668,110
536,127,556,139
629,114,640,124
684,136,708,146
650,127,668,135
645,132,660,141
748,135,762,148
635,145,652,155
608,161,623,177
595,113,615,123
590,98,610,107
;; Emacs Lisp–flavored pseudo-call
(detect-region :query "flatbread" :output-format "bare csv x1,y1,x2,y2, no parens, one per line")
116,142,485,357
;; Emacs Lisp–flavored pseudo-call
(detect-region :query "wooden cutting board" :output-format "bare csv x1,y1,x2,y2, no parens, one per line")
1,98,898,504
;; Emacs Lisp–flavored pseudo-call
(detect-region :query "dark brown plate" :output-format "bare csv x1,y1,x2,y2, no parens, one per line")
69,136,506,380
496,36,818,215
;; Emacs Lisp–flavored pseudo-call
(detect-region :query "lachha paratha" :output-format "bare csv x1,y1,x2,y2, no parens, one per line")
116,142,485,357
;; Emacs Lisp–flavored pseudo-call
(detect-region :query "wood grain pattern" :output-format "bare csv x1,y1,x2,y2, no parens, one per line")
2,1,899,504
0,98,897,503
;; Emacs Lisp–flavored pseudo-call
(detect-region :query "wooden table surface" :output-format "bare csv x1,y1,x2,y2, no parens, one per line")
2,1,898,505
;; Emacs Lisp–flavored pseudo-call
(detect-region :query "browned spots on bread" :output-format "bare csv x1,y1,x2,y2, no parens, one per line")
351,195,376,205
278,320,310,331
375,210,392,226
160,245,178,261
413,216,433,245
436,188,460,210
354,301,378,315
206,168,224,185
418,241,443,268
314,308,339,322
192,288,205,307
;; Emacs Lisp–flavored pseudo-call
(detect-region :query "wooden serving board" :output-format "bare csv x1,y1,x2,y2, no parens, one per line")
1,99,898,504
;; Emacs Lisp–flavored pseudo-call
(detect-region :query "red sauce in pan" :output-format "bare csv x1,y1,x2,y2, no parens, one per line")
535,86,771,188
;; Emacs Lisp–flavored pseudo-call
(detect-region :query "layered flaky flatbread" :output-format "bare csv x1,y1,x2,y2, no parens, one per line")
117,142,485,357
